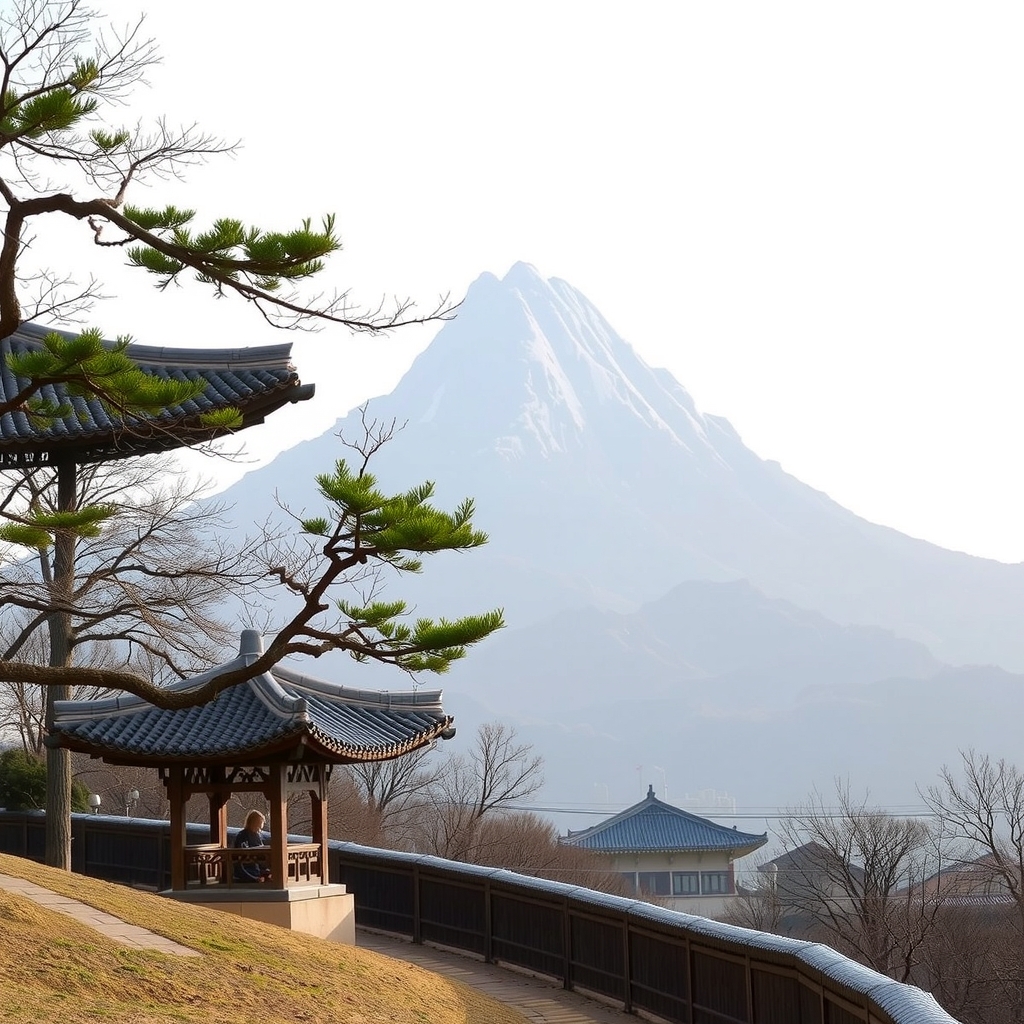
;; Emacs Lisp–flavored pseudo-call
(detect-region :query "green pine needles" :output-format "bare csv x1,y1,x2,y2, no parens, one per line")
0,502,116,550
4,328,236,428
123,209,340,292
300,459,504,674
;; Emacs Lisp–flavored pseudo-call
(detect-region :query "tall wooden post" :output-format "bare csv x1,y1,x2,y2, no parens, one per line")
311,765,329,885
44,459,77,869
167,767,187,890
209,766,228,847
268,764,289,887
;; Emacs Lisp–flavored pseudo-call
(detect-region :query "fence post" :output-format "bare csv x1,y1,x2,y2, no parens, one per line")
483,878,493,963
562,897,572,991
412,862,422,944
622,913,632,1014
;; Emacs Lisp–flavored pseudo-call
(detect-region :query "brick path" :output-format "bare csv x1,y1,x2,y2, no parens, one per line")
357,929,634,1024
0,872,200,956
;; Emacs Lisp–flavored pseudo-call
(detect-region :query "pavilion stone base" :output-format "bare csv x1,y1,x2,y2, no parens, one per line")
164,884,355,944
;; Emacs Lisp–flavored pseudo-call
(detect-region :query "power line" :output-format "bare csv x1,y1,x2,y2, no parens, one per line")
506,802,940,820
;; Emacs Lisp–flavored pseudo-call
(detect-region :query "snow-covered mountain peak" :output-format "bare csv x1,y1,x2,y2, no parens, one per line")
393,263,727,467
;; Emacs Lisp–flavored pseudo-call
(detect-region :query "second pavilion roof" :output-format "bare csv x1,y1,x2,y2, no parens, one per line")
50,631,453,766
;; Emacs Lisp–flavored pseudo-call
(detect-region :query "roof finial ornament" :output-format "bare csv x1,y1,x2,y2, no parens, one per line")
239,630,265,658
647,783,655,798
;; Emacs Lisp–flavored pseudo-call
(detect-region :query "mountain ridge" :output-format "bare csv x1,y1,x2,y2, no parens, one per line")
224,262,1024,670
210,261,1024,813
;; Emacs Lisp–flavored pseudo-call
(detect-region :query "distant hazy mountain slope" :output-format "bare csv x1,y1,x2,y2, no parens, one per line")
446,662,1024,815
222,262,1024,670
444,578,941,711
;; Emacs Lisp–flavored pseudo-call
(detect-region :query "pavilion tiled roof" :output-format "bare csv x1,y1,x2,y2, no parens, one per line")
0,322,314,466
50,631,454,765
564,785,767,856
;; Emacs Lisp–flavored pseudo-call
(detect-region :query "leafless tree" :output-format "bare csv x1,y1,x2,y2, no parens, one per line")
0,456,258,681
407,722,544,860
340,745,443,848
468,810,628,893
913,903,1020,1024
722,853,785,933
69,754,165,819
326,722,544,862
775,782,942,982
925,750,1024,1021
326,769,388,848
0,619,46,752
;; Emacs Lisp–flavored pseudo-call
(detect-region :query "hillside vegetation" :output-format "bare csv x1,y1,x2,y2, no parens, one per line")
0,853,525,1024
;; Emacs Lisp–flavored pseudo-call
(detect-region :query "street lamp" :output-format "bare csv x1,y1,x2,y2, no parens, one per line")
125,789,139,817
88,793,101,815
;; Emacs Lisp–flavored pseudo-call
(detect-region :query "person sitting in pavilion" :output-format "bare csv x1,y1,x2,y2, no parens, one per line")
234,810,272,882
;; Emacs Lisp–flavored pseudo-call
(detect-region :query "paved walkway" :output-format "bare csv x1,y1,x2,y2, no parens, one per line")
357,929,633,1024
0,872,201,956
0,873,633,1022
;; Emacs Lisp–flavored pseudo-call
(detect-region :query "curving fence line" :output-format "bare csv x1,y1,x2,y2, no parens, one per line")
0,812,960,1024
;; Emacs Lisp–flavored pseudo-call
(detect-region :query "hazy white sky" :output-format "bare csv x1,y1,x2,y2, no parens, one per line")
62,2,1024,562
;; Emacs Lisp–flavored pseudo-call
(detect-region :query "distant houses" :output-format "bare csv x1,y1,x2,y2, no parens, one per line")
920,852,1017,908
563,784,767,918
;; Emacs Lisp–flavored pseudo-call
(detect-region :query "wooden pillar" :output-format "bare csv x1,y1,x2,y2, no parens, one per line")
210,767,228,849
44,459,77,870
311,764,329,885
168,766,187,890
268,764,289,887
209,792,229,852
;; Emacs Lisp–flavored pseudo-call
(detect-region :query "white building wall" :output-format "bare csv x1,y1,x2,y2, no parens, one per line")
610,850,739,920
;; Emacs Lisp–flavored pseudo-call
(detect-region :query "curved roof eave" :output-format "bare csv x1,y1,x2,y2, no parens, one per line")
577,838,769,856
0,323,315,466
50,631,455,767
53,714,453,766
272,661,445,711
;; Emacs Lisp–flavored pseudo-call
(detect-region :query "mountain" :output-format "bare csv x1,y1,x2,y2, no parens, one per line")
443,661,1024,820
227,261,1024,671
215,262,1024,817
444,578,941,712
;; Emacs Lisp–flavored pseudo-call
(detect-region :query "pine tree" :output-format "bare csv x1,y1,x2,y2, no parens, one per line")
0,2,492,870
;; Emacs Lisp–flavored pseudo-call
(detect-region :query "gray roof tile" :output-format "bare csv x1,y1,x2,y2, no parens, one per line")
51,631,452,764
0,323,314,465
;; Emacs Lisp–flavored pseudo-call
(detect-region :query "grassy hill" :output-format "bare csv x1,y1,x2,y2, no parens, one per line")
0,853,525,1024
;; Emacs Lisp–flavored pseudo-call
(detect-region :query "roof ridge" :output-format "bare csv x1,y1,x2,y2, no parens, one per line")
10,323,296,369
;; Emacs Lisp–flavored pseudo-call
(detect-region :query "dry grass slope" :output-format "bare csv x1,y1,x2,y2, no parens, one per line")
0,853,526,1024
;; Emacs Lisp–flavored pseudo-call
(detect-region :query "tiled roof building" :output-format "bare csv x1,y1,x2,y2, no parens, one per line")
565,785,767,920
51,631,455,902
567,785,767,856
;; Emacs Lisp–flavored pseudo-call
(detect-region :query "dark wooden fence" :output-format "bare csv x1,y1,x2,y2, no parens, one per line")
0,811,959,1024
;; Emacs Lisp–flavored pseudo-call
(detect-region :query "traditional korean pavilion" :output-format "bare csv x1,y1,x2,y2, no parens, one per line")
50,629,454,940
0,320,316,871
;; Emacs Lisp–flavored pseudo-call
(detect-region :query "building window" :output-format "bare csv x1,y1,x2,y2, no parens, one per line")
672,871,700,896
701,871,732,895
637,871,671,896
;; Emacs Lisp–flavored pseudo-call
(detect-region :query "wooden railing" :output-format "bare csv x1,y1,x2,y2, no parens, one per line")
0,812,961,1024
184,842,321,887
